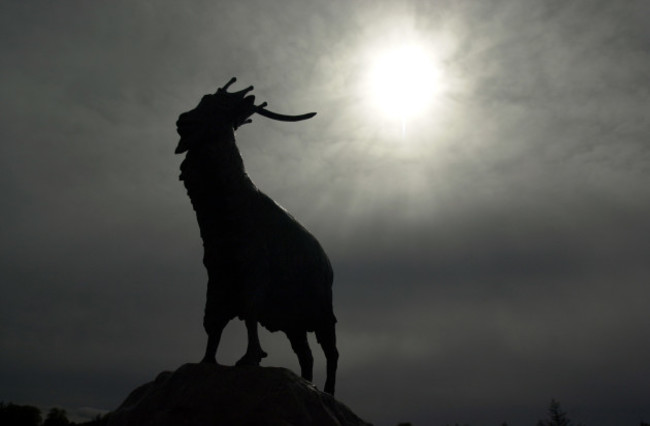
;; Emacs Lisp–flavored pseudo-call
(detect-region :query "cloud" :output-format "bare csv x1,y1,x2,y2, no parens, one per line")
1,1,649,425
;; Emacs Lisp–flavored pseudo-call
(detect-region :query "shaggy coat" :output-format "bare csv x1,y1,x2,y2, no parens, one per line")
179,138,336,334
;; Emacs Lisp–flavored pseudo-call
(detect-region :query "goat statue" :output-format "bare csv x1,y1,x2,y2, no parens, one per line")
175,78,338,395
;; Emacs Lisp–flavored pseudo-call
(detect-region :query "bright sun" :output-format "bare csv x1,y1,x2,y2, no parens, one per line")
368,45,439,121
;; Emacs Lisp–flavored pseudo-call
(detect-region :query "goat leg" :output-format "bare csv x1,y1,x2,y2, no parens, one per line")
201,317,229,364
235,317,268,366
286,330,314,382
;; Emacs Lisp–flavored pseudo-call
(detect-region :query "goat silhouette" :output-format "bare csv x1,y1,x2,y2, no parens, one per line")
176,78,338,395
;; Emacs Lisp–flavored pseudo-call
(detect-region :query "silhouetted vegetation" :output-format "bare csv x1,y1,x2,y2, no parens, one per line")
0,402,42,426
0,402,108,426
76,413,108,426
537,399,584,426
43,408,71,426
3,398,648,425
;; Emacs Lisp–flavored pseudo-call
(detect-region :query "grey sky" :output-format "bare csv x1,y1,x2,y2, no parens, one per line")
1,1,649,425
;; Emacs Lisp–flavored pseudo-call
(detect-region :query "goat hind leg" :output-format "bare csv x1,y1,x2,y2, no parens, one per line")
316,323,339,395
286,330,314,382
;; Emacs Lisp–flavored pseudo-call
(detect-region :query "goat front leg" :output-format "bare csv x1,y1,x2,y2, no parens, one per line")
235,317,268,366
201,277,231,364
235,276,268,366
201,316,229,364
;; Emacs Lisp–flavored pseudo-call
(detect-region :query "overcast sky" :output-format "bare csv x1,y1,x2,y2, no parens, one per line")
1,1,649,425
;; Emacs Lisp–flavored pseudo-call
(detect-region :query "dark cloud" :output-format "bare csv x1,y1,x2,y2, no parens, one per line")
1,1,649,425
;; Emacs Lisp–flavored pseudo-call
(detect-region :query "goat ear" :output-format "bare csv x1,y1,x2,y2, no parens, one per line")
175,140,189,154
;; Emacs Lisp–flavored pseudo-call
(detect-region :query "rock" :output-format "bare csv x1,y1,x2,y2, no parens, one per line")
105,363,372,426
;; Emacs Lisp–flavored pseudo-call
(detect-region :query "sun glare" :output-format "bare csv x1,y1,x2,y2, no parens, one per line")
368,45,439,122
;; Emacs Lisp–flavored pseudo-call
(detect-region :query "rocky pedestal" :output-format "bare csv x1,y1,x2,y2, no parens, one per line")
104,363,372,426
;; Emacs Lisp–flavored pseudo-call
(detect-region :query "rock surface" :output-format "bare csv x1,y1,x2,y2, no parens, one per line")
105,363,371,426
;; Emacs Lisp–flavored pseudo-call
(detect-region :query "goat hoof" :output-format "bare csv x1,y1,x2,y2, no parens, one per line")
235,350,268,366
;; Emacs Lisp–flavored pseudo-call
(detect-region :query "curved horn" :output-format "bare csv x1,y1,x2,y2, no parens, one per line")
256,107,317,122
217,77,317,122
232,85,254,97
217,78,254,98
221,77,237,91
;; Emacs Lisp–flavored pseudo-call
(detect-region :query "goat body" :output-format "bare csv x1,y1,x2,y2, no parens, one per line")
177,84,338,394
